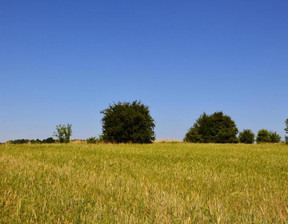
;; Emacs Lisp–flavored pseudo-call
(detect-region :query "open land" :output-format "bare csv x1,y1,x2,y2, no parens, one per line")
0,143,288,223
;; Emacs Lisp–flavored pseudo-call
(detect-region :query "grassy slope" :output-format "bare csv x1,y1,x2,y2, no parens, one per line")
0,143,288,223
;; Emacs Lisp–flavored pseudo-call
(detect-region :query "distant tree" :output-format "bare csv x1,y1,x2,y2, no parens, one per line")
9,139,30,144
184,112,238,143
101,101,155,143
30,139,42,144
256,129,271,143
54,124,72,143
86,137,97,144
269,131,281,143
285,119,288,144
239,129,255,144
42,137,56,144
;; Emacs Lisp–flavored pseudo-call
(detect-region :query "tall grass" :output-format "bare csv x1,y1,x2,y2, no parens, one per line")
0,143,287,223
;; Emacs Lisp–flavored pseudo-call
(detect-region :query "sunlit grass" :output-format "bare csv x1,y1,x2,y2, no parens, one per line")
1,143,287,223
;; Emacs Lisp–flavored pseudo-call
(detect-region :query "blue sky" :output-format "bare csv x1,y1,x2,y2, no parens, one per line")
1,0,287,142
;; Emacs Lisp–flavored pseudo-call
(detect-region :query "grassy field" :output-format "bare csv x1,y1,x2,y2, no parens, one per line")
0,143,288,223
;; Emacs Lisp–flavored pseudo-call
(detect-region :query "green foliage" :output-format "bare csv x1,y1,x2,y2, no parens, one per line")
86,135,104,144
101,101,155,143
269,131,281,143
86,137,97,144
256,129,271,143
239,129,255,144
30,139,42,144
9,139,30,144
256,129,281,143
184,112,238,143
9,137,56,144
54,124,72,143
42,137,56,144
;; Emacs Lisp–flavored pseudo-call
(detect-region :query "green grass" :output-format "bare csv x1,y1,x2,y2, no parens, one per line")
0,143,288,223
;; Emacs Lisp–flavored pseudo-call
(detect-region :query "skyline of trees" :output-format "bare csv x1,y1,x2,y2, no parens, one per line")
2,101,287,144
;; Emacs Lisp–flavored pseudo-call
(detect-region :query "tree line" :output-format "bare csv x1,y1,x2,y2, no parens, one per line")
6,101,288,144
183,111,284,144
8,137,56,144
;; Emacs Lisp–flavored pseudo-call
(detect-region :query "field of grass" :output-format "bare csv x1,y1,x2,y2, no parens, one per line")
1,143,288,223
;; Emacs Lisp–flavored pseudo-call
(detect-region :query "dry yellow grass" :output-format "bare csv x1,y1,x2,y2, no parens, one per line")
1,143,288,223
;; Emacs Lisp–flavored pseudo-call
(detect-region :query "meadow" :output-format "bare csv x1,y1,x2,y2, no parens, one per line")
0,143,287,223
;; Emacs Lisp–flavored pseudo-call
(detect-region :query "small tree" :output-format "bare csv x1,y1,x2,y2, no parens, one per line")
184,112,238,143
54,124,72,143
239,129,255,144
285,119,288,144
30,139,42,144
42,137,56,144
86,137,97,144
101,101,155,143
269,131,281,143
256,129,270,143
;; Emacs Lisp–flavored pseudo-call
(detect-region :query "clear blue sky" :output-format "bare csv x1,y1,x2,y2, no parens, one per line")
1,0,287,142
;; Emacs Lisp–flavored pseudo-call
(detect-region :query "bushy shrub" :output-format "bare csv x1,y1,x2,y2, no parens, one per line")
30,139,42,144
9,139,30,144
256,129,271,143
256,129,281,143
184,112,238,143
86,135,104,144
239,129,255,144
101,101,155,143
86,137,97,144
42,137,56,144
269,131,281,143
10,137,56,144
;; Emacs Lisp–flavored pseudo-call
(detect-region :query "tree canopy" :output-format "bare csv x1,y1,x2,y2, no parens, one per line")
239,129,255,144
101,101,155,143
256,129,281,143
184,112,238,143
269,131,281,143
256,129,271,143
53,124,72,143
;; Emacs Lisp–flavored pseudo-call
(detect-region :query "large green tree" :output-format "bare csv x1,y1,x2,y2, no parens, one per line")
101,101,155,143
184,112,238,143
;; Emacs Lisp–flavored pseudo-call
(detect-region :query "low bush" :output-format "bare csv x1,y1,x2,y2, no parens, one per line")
86,137,98,144
269,131,281,143
8,137,56,144
9,139,30,144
